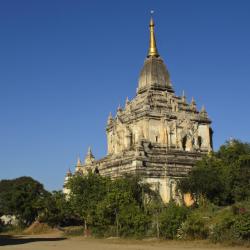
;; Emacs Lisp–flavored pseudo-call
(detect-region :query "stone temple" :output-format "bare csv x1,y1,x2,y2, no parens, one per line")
64,17,213,203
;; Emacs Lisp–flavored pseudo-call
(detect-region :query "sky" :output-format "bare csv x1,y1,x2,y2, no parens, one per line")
0,0,250,191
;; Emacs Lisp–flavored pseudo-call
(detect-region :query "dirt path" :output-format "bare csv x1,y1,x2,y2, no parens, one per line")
0,234,248,250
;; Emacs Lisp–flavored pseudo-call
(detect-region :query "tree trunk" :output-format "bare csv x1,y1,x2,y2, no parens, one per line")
84,219,88,237
156,214,160,238
115,209,119,237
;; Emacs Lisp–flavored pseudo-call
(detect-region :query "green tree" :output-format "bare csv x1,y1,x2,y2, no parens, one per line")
94,175,151,237
67,173,110,234
0,176,49,226
231,155,250,202
38,191,78,227
178,156,225,205
216,140,250,163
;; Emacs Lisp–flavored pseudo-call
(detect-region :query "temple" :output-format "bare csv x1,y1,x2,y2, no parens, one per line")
63,17,213,203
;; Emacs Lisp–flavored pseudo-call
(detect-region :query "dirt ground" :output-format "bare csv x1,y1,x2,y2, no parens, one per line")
0,233,249,250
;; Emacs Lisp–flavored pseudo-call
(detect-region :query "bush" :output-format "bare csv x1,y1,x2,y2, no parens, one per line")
232,212,250,240
210,205,250,243
159,202,189,239
210,213,235,243
118,203,150,238
178,213,210,240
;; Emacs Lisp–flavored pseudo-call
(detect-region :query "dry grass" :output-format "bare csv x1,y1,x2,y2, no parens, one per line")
1,233,249,250
22,221,61,235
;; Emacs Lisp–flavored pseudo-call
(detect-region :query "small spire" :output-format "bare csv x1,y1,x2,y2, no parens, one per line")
85,146,95,165
201,105,206,112
76,156,82,167
66,168,72,176
107,112,113,125
117,104,122,112
191,97,196,105
147,12,159,58
87,146,93,156
200,105,207,117
190,97,197,111
125,97,129,106
182,90,186,103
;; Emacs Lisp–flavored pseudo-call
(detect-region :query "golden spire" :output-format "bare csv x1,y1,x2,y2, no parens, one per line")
147,13,159,57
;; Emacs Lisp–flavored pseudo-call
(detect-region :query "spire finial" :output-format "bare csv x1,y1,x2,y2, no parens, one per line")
125,97,129,106
147,11,159,58
66,168,72,176
87,146,92,155
182,90,186,103
76,156,82,167
200,105,207,117
191,97,196,105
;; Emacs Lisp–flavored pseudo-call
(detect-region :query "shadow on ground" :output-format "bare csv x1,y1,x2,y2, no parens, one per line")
0,235,66,246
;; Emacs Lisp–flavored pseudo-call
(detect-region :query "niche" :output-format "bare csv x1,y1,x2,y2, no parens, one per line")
198,136,202,148
182,136,187,151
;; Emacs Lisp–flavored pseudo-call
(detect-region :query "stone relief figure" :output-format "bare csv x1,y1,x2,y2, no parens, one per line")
125,127,132,149
167,121,176,147
138,126,145,140
177,119,200,151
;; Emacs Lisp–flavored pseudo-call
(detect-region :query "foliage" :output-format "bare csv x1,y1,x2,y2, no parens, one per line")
67,173,152,237
117,202,150,237
178,156,225,205
216,139,250,163
178,213,210,240
159,202,189,239
178,140,250,206
210,203,250,243
92,175,151,237
38,191,79,227
1,139,250,243
231,155,250,202
67,173,110,233
0,176,49,226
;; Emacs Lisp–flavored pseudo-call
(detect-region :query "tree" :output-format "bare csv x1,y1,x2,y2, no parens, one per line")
216,140,250,164
178,140,250,206
94,175,151,237
231,155,250,202
0,176,49,226
38,191,79,227
178,156,225,205
67,173,110,234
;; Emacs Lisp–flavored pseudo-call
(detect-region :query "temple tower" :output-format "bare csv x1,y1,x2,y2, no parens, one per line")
64,17,213,203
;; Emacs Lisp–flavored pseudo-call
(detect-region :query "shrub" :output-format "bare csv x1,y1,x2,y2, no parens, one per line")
178,213,209,240
118,203,150,238
232,212,250,240
159,202,189,239
210,214,235,242
210,208,250,243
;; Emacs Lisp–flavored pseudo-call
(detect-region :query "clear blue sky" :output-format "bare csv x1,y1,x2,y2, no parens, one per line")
1,0,249,191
